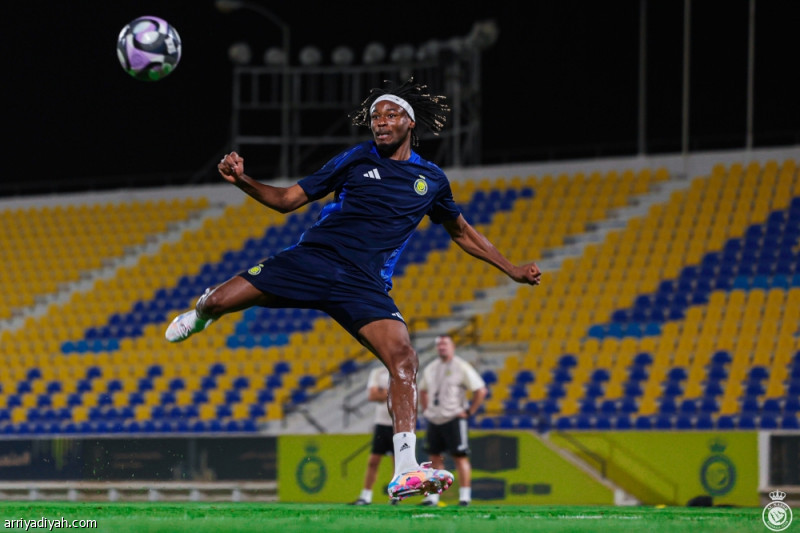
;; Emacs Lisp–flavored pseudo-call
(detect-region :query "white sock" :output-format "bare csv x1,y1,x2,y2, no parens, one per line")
392,432,418,475
459,487,471,502
424,493,440,504
359,489,373,503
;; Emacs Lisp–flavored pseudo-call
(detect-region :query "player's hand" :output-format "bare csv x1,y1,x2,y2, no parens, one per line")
512,262,542,286
218,152,244,183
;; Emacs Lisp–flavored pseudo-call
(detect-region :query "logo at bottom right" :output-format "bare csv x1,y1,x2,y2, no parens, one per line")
763,490,793,531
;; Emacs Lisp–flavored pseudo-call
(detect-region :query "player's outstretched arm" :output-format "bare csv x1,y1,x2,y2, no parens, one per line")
218,151,309,213
442,214,541,285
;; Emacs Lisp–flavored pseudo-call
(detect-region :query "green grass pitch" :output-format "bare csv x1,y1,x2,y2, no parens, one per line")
0,502,769,532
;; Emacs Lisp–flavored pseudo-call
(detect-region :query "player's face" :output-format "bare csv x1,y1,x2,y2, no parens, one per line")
370,100,415,153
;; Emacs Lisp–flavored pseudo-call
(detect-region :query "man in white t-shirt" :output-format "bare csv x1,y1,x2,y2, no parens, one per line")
419,334,487,506
351,365,395,505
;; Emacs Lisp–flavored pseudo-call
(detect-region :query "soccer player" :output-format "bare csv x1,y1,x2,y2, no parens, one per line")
350,364,394,505
165,78,542,502
419,334,488,507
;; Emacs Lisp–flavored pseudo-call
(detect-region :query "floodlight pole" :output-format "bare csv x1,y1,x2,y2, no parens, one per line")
217,0,291,178
681,0,691,158
637,0,647,155
745,0,755,151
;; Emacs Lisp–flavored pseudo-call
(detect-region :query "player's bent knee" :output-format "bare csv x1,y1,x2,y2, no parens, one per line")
388,346,418,379
197,287,229,317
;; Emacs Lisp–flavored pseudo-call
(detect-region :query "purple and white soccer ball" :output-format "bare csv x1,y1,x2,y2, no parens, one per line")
117,16,182,81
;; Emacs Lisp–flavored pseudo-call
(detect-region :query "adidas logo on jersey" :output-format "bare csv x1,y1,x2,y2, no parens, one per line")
364,168,382,180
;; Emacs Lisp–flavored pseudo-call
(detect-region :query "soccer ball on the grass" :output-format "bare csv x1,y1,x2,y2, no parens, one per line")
117,16,182,81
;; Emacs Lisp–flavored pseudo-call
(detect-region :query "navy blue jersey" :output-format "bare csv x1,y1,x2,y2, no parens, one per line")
296,141,460,290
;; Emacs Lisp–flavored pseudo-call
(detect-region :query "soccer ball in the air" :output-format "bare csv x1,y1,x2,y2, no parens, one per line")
117,16,182,81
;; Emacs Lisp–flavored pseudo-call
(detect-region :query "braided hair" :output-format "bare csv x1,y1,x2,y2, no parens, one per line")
350,78,450,147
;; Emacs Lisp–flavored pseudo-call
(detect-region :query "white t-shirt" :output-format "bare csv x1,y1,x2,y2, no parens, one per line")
419,355,486,425
367,366,393,427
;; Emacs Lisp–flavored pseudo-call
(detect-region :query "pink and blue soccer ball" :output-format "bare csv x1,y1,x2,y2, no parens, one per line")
117,16,182,81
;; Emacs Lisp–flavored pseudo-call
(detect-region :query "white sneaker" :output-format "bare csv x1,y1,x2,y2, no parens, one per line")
165,311,213,342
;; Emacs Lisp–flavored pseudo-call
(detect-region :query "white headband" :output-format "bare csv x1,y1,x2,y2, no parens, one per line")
370,95,415,121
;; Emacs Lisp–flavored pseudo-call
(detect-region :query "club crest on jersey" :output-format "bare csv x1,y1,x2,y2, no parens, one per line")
248,263,264,275
413,177,428,195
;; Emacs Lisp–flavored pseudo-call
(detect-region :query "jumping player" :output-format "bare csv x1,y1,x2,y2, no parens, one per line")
165,78,542,502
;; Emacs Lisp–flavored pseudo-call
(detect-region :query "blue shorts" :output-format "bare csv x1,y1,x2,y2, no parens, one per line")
238,244,405,339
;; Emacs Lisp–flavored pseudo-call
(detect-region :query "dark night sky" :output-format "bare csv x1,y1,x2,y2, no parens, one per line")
3,1,798,194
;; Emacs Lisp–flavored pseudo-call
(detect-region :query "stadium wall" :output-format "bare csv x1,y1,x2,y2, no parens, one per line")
0,431,769,505
549,431,759,507
278,431,615,505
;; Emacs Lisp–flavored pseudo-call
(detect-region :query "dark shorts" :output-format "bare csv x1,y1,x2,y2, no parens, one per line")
371,424,394,456
238,244,405,339
424,417,470,457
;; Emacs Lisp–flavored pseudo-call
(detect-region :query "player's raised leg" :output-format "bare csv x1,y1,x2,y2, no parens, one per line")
357,319,454,501
166,275,272,342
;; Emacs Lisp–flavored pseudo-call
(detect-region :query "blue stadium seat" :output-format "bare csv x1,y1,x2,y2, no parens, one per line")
547,384,566,399
695,415,714,429
481,370,498,385
717,415,736,429
629,366,648,382
760,415,779,429
541,400,560,415
503,399,520,413
704,380,724,397
497,416,515,429
664,381,683,396
738,415,757,429
516,417,536,430
782,415,800,429
633,352,653,366
741,396,760,415
575,415,594,429
516,370,535,384
274,361,291,374
479,418,496,429
550,368,569,385
523,401,540,416
579,399,597,414
624,382,643,397
510,385,528,400
749,366,769,381
558,354,577,368
225,390,241,404
556,417,574,430
585,382,604,398
763,399,782,416
290,390,308,404
699,397,719,414
299,375,317,388
655,415,673,429
708,364,728,380
614,416,633,430
595,415,612,430
680,399,698,415
600,400,618,415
